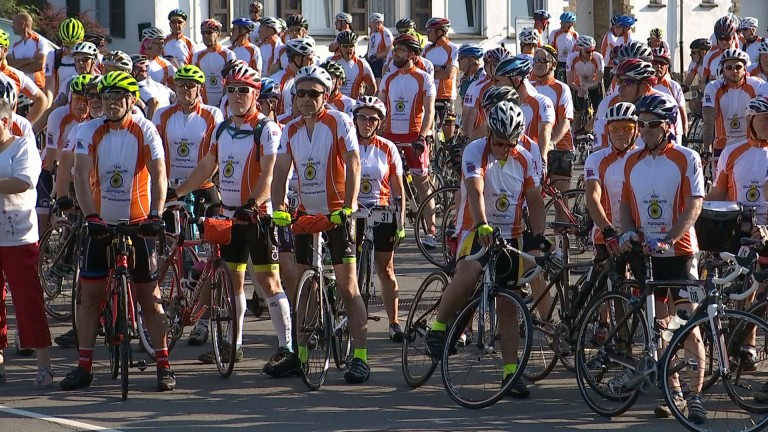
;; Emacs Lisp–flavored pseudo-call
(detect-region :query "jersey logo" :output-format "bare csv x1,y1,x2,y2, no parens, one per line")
109,171,124,188
495,193,510,212
304,160,316,180
395,97,406,112
361,178,372,194
647,198,663,219
465,162,476,173
705,94,712,104
177,139,190,157
746,184,761,202
223,160,235,178
586,168,594,178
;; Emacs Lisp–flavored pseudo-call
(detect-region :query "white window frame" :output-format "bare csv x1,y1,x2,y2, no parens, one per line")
445,0,481,34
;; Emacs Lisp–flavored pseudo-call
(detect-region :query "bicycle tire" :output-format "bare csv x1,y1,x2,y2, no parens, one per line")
330,281,351,370
295,269,331,390
401,271,448,388
574,288,648,417
544,188,593,261
525,290,561,382
38,221,77,321
104,289,119,380
118,274,131,400
211,260,237,378
357,241,374,312
137,258,182,358
441,288,533,409
414,186,459,269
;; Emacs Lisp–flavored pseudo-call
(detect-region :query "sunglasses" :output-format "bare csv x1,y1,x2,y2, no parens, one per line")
619,78,640,87
355,114,381,123
651,60,668,67
100,92,129,101
533,58,550,64
86,92,100,100
226,86,252,94
717,36,732,41
74,57,93,64
724,63,744,71
637,119,666,129
295,89,325,98
607,123,636,134
177,81,199,89
491,137,518,148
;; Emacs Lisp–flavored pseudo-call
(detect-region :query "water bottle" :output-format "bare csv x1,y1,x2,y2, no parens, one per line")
186,261,206,291
661,310,688,343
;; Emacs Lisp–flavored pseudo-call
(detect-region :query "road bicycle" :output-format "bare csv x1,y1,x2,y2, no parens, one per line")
38,203,83,322
354,203,400,319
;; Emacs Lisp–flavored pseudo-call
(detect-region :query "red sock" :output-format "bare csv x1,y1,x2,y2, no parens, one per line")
155,348,170,369
78,348,94,372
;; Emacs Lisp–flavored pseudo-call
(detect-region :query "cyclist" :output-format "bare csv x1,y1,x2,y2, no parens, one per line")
165,9,195,65
395,18,427,48
517,27,539,61
383,33,434,78
273,14,311,74
548,12,578,82
423,17,459,136
171,64,298,377
532,9,551,44
702,16,742,84
566,35,604,130
271,37,315,116
131,55,175,120
457,44,484,105
271,65,370,383
327,31,376,99
651,46,688,134
45,41,99,113
192,18,236,107
739,17,763,64
8,12,49,91
62,70,175,392
462,46,511,140
231,17,263,76
366,13,393,81
606,40,654,95
352,95,406,342
532,45,574,162
379,34,438,248
44,17,84,103
425,100,549,398
683,38,712,94
102,50,132,74
258,17,284,74
599,15,636,91
320,60,356,114
0,29,47,131
748,41,768,81
328,12,354,55
141,27,176,88
617,94,706,423
648,28,670,52
258,77,280,121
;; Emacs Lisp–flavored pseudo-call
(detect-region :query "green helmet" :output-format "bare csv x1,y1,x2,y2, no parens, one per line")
70,74,94,96
320,60,346,84
98,71,140,98
59,18,85,46
0,29,9,48
174,64,205,85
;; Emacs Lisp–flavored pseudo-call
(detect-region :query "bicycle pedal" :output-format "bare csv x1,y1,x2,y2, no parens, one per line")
136,359,147,371
367,315,381,322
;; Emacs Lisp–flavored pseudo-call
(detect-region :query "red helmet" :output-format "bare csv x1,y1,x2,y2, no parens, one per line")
201,18,223,32
714,15,737,38
225,64,261,89
615,58,655,80
425,17,451,30
393,34,422,54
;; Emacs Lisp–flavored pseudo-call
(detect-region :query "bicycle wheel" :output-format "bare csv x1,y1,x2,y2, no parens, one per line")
118,274,131,400
210,260,237,378
441,288,532,409
295,269,331,390
357,241,374,312
401,271,448,388
525,290,561,382
660,309,768,432
575,288,649,417
544,189,593,261
414,186,459,269
330,281,351,370
137,258,182,358
103,288,119,380
38,221,77,320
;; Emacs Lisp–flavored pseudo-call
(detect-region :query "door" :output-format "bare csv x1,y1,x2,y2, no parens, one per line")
575,0,594,38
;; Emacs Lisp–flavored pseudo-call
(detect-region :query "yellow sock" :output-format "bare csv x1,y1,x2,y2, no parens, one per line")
503,363,517,379
431,320,447,332
298,345,308,363
353,348,368,364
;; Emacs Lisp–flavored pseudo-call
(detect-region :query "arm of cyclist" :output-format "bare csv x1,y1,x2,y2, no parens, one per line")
251,153,276,211
550,116,570,147
538,121,554,161
664,196,703,245
705,162,728,201
54,151,74,203
26,91,48,133
74,153,97,217
420,94,436,138
342,149,361,210
702,106,715,154
270,152,293,213
389,164,406,231
465,176,492,247
585,178,612,230
461,106,478,139
618,201,639,251
523,185,546,237
433,65,456,81
147,157,167,215
173,152,217,198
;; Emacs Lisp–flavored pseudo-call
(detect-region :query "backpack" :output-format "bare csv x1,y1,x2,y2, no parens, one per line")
214,116,272,161
52,48,75,72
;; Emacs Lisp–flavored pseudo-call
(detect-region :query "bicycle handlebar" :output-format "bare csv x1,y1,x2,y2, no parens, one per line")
716,251,758,301
465,237,549,286
164,201,189,210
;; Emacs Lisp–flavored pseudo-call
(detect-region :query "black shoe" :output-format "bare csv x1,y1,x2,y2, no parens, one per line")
425,330,446,359
59,367,93,390
263,347,300,377
503,374,530,399
54,329,78,349
388,323,404,343
157,367,176,391
344,358,370,384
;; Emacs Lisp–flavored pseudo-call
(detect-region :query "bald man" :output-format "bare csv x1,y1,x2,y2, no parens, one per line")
8,12,50,90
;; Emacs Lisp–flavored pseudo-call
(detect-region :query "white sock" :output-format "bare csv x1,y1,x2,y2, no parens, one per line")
235,292,246,348
267,292,292,350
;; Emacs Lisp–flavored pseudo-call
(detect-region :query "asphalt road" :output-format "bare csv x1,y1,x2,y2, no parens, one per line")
0,234,700,432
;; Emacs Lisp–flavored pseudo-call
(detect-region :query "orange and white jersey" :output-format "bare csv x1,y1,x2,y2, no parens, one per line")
147,56,177,88
358,136,403,207
209,112,281,216
687,60,705,82
368,27,394,59
549,28,579,62
10,33,50,88
702,44,746,82
259,35,284,74
463,75,492,111
593,89,682,149
714,138,768,224
533,77,574,151
232,40,263,76
327,54,375,99
137,77,174,110
153,102,224,184
11,113,34,143
703,76,767,151
192,46,237,107
621,142,705,256
1,63,42,101
457,137,537,238
46,105,86,154
384,51,434,77
270,67,298,116
519,81,555,147
654,74,686,111
584,145,638,244
280,109,359,214
749,63,768,82
566,51,604,87
518,134,543,186
164,34,196,64
599,31,633,65
43,49,78,98
380,65,436,143
423,39,459,100
326,92,356,115
74,116,165,224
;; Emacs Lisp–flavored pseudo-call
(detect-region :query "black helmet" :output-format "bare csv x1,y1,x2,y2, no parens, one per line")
336,30,358,45
286,14,309,29
690,38,711,51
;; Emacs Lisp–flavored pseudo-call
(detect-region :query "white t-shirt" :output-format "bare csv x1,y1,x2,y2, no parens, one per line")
0,135,42,246
44,49,78,96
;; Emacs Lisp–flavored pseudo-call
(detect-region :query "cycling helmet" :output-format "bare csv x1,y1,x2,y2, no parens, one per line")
533,10,551,21
396,18,415,30
98,71,140,98
484,46,513,63
141,26,165,41
0,29,9,48
488,101,526,141
611,15,621,26
560,12,576,23
739,17,758,30
746,96,768,120
335,13,352,24
168,8,188,21
130,54,149,68
369,13,384,23
651,46,671,64
336,30,358,45
635,94,678,123
690,38,711,51
201,18,223,32
615,58,655,80
540,44,558,61
71,42,99,59
286,14,309,29
85,74,103,91
260,17,281,32
221,58,248,77
84,32,108,47
232,17,255,31
353,95,386,119
277,18,287,32
59,18,85,46
0,74,17,108
425,17,451,30
458,43,484,59
616,15,637,28
758,41,768,54
605,102,637,122
650,28,663,39
104,50,132,72
225,64,261,89
494,56,533,78
249,1,263,12
518,27,540,45
258,77,279,100
721,48,750,64
174,64,206,84
295,65,334,92
393,34,422,54
714,15,737,38
481,86,520,110
320,60,346,83
286,37,315,57
69,74,94,96
576,35,596,50
616,40,653,63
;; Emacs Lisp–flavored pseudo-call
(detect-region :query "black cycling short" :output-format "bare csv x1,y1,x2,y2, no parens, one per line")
276,226,293,254
80,232,158,283
355,218,397,253
36,169,53,213
574,86,604,114
369,58,385,78
220,222,279,272
295,218,356,266
626,254,696,305
435,99,455,128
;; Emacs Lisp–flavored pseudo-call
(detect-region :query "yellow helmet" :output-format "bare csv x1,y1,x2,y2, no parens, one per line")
59,18,85,46
70,74,94,96
0,29,9,48
98,71,140,98
174,65,205,85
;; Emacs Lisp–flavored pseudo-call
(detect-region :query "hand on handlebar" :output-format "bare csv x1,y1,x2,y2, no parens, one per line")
618,231,639,253
85,213,109,238
233,198,259,223
643,238,671,255
56,196,75,212
166,188,179,201
412,135,427,157
138,215,162,237
533,233,552,253
272,210,292,227
475,223,494,248
602,226,622,256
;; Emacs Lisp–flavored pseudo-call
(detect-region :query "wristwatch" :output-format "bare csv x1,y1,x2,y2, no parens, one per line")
149,210,159,218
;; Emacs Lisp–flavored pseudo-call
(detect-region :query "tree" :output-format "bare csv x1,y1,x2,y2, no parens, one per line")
33,3,106,45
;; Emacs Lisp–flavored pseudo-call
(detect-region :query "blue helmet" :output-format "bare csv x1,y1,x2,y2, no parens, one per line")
232,17,255,31
560,12,576,23
458,43,484,59
617,15,637,28
495,56,533,78
258,77,279,100
635,94,678,123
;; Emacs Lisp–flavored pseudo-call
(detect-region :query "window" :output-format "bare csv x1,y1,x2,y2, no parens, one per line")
277,0,302,17
528,0,548,15
210,0,230,33
109,0,125,38
345,0,396,32
411,0,431,32
95,1,110,32
447,0,481,34
65,0,80,17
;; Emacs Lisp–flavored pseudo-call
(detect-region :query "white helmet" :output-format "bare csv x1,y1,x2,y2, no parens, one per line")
758,41,768,54
295,65,333,92
721,48,750,64
353,95,387,118
369,13,384,23
141,26,165,41
518,27,539,45
335,12,352,23
576,35,596,50
71,41,99,58
487,101,526,141
104,50,133,72
260,17,281,32
739,17,758,30
606,102,637,122
286,37,315,57
0,73,17,109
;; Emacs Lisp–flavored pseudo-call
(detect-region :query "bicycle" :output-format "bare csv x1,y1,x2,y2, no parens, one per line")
354,203,400,319
541,176,593,262
413,185,460,270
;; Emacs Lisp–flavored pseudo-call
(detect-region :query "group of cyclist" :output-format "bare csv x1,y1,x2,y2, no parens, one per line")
1,1,768,423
